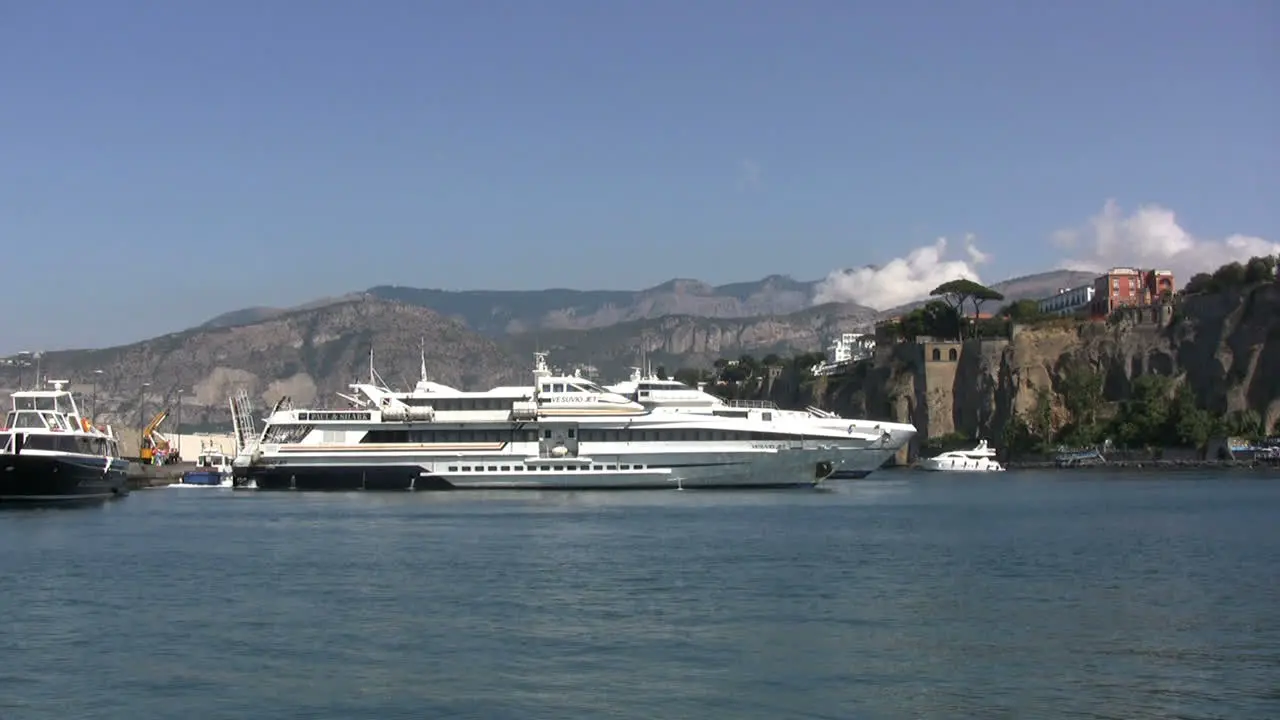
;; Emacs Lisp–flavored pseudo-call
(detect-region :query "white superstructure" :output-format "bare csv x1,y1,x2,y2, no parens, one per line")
232,352,915,491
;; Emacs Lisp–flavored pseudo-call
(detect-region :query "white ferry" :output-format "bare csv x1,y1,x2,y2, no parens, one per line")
606,368,914,478
231,353,916,491
1,380,130,502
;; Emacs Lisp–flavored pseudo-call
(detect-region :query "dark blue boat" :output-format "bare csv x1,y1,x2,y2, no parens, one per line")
179,446,232,486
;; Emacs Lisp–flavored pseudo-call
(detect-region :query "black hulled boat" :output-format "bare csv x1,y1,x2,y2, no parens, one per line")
1,380,130,503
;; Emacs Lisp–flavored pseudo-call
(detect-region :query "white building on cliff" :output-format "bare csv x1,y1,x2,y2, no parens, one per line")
1037,285,1095,317
812,332,876,376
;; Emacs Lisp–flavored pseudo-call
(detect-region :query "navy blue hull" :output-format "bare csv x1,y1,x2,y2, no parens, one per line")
237,465,453,492
180,470,227,486
0,453,130,503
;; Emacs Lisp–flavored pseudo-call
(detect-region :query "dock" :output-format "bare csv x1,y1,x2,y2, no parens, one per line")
126,462,192,489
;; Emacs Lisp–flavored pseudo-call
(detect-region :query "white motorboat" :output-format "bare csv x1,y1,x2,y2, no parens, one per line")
917,439,1006,472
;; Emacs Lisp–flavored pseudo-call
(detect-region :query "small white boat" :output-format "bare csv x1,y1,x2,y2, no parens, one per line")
917,439,1005,472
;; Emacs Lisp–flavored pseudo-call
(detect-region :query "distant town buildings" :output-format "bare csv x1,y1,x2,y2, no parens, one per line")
1037,285,1095,317
1030,267,1176,320
1089,267,1175,316
812,332,876,376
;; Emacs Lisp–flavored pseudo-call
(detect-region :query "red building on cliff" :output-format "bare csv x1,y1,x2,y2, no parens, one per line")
1090,267,1176,317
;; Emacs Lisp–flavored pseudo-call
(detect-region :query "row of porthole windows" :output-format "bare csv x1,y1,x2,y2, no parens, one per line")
446,464,647,472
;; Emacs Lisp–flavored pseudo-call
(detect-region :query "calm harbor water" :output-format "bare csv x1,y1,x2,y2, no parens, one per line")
2,471,1278,719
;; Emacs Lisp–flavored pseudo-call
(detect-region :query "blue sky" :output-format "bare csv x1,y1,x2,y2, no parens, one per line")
1,0,1276,352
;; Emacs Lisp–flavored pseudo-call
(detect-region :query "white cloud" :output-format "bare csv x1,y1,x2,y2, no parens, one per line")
736,159,762,191
1054,199,1280,280
812,234,988,310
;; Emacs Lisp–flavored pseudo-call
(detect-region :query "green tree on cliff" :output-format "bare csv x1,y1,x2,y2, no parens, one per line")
1185,256,1276,294
1225,409,1265,440
1244,255,1277,284
673,367,711,387
1000,299,1045,323
1170,386,1218,449
929,279,1005,338
1108,375,1174,447
1056,362,1105,445
1183,272,1214,295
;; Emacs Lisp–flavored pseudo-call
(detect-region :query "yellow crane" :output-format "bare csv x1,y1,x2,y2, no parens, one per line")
140,409,172,464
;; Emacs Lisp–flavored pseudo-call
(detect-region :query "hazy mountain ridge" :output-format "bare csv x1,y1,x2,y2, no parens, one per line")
198,269,1086,336
1,296,523,430
0,269,1104,424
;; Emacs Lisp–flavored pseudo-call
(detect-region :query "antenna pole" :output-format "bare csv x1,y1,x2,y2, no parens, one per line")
420,337,428,382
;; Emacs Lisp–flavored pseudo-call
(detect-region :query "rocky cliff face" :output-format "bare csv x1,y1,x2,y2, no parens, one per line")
0,296,523,432
759,283,1280,457
503,303,880,376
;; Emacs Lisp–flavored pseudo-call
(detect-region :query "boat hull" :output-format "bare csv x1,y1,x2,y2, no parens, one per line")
179,470,229,486
235,448,840,491
917,459,1005,472
0,452,130,503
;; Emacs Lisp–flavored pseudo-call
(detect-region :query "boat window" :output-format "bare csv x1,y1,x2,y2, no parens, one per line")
3,412,13,428
262,424,314,444
762,412,772,422
10,411,47,429
552,383,565,393
22,435,83,452
0,432,10,449
34,397,56,411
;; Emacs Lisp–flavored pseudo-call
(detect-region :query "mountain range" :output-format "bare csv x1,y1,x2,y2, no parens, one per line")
201,270,1094,337
0,268,1096,428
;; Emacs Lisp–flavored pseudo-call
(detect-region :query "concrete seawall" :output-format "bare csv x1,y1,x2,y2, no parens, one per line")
126,462,192,489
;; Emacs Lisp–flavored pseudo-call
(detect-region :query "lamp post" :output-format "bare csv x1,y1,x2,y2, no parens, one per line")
138,382,150,460
175,387,184,462
91,369,103,421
